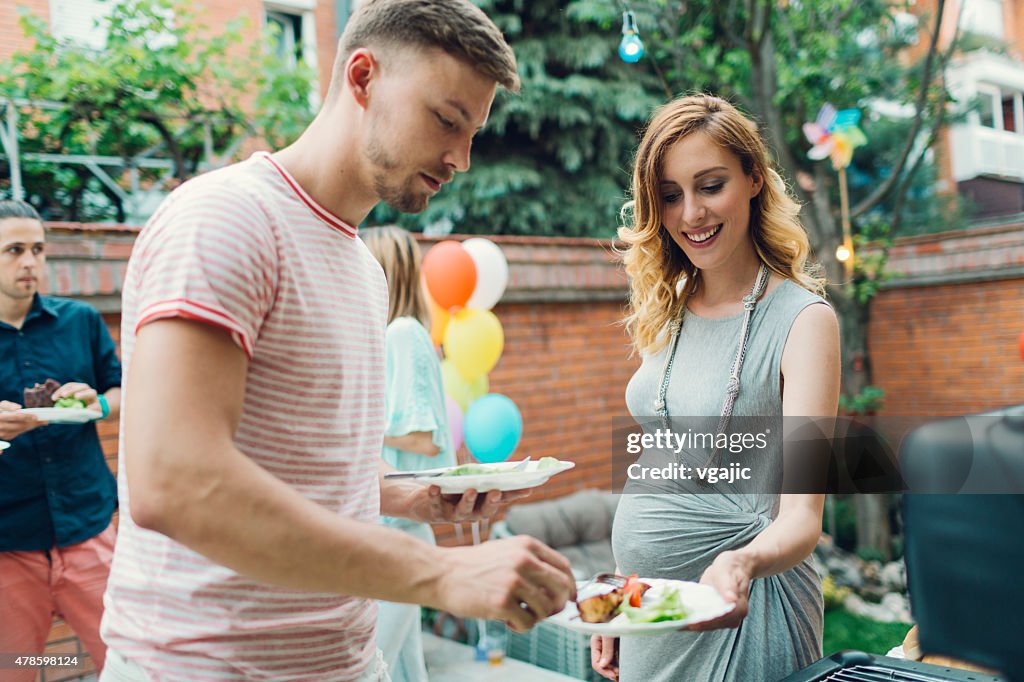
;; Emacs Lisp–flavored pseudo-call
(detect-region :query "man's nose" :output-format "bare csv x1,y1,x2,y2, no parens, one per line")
443,135,472,173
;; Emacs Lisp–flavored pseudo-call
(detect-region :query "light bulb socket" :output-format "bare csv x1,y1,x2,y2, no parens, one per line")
621,10,639,35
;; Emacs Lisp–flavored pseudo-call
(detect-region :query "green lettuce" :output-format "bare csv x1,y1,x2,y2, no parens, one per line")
618,585,689,623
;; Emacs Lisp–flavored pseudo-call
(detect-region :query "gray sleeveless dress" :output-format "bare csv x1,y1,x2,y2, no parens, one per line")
611,279,826,682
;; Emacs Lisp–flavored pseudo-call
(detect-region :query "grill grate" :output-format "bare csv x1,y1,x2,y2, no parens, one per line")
822,665,974,682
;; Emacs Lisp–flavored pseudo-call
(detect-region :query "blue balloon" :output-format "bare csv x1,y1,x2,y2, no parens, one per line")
464,394,523,463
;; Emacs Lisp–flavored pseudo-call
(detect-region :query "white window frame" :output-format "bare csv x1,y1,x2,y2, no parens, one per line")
975,83,1002,129
264,1,318,71
264,1,321,108
48,0,175,51
960,0,1005,40
48,0,110,50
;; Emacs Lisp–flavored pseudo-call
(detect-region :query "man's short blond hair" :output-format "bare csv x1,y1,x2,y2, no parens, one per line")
329,0,520,98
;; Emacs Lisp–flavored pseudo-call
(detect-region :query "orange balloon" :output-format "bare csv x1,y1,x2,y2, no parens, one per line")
1019,329,1024,361
422,241,477,310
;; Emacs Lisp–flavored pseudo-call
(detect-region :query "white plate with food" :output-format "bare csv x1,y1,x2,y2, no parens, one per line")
547,577,735,636
383,457,575,494
21,407,100,424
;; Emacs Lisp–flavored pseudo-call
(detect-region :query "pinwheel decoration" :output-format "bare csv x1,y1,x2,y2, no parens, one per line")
804,104,868,276
803,104,868,171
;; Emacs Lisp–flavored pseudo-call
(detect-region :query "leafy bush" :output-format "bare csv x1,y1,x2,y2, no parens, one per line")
822,575,852,612
839,385,886,415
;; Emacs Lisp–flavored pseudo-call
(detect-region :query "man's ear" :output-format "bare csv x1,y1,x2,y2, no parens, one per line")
346,48,377,109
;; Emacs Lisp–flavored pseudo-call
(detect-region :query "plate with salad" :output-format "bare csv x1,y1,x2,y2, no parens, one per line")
383,457,575,494
547,576,735,636
22,397,100,424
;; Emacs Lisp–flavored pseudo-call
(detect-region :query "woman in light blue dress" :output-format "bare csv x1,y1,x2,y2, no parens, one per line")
363,226,455,682
592,95,841,682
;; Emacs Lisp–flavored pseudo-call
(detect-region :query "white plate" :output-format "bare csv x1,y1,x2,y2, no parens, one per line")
387,459,576,494
0,441,9,451
546,578,736,636
21,407,100,424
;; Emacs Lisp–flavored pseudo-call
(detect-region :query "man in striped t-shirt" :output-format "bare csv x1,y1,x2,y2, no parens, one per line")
100,2,575,680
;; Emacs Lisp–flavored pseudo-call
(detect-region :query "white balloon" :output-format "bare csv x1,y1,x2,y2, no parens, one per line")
463,238,509,310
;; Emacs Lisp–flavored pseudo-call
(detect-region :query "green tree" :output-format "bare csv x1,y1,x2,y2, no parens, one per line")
369,0,663,237
0,0,316,222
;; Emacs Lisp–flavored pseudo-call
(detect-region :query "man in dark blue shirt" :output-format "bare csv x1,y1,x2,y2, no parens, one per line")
0,200,122,679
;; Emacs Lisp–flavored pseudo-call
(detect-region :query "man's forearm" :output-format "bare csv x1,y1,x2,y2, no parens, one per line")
134,444,449,607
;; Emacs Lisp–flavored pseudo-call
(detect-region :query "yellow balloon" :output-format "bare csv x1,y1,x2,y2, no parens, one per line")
441,359,489,412
428,297,450,347
443,308,504,382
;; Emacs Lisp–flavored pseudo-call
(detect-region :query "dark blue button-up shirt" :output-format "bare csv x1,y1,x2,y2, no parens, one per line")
0,294,121,551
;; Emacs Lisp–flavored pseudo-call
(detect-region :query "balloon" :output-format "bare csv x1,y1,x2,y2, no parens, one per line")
464,394,522,463
463,238,509,310
445,395,464,453
1019,329,1024,361
443,308,504,381
422,241,476,310
427,293,450,347
441,359,488,412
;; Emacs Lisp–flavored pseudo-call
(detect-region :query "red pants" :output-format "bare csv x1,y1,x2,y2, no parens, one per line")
0,525,115,681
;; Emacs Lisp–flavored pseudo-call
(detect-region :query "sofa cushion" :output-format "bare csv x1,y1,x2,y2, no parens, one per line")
505,489,619,550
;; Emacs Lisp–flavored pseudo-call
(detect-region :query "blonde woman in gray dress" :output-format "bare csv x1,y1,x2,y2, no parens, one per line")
592,94,841,681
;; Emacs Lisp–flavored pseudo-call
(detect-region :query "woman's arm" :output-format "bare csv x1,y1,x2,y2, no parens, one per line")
384,431,441,456
693,302,840,629
382,320,445,458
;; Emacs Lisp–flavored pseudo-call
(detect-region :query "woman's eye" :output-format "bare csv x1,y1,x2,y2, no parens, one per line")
702,183,724,194
33,246,45,255
437,114,456,130
662,193,681,204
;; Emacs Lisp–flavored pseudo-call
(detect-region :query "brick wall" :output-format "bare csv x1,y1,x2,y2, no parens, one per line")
868,220,1024,416
0,0,49,60
41,227,639,547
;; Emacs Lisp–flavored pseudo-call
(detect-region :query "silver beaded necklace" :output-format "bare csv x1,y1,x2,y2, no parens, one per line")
654,263,770,467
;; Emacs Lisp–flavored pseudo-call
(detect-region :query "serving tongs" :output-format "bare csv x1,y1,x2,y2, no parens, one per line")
579,572,628,592
383,456,532,479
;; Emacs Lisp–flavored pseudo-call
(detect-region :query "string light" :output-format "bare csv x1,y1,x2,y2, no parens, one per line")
836,243,852,263
619,10,644,63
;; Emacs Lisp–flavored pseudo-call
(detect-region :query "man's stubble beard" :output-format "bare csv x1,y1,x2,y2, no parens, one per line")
364,131,429,215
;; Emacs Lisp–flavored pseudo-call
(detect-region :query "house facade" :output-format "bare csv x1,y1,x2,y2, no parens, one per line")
920,0,1024,219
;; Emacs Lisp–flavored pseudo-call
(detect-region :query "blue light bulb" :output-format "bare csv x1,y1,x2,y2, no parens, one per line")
618,32,645,63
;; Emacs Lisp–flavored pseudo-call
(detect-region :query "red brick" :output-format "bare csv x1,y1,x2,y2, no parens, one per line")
101,241,135,260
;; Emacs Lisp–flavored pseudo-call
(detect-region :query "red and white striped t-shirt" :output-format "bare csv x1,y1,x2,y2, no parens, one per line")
102,152,389,680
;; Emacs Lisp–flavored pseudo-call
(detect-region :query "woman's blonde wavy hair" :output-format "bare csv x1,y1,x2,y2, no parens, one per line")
619,94,825,356
362,225,431,328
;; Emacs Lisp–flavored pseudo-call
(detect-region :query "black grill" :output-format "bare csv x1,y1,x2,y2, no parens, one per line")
781,652,1004,682
790,408,1024,682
